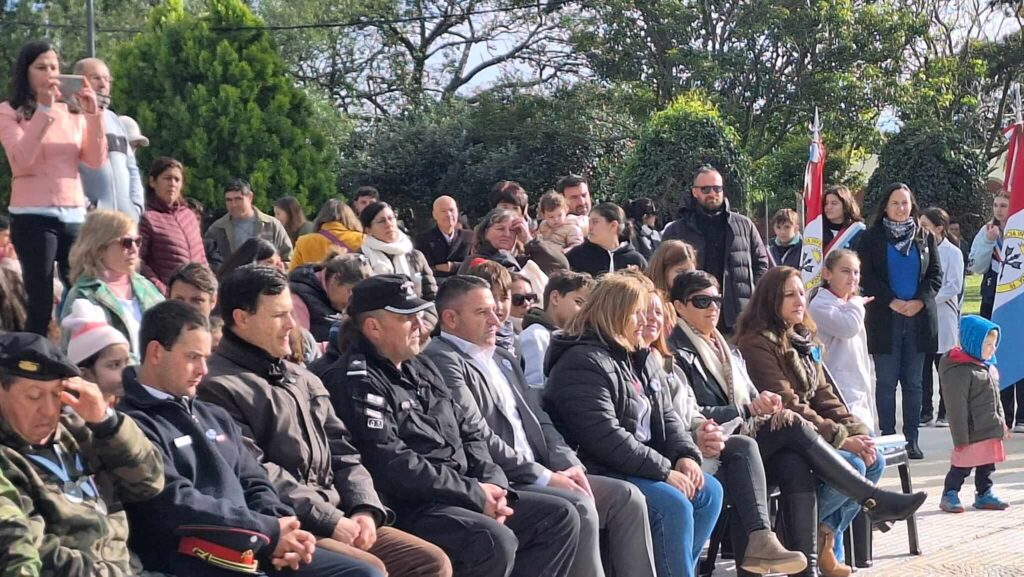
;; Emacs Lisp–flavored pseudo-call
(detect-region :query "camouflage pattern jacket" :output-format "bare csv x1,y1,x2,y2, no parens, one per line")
0,411,164,577
0,468,40,577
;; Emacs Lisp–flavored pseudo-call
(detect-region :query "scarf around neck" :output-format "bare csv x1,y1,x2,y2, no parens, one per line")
882,217,917,256
361,233,415,279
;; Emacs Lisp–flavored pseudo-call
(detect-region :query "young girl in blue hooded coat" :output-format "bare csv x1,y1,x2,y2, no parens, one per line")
938,315,1011,512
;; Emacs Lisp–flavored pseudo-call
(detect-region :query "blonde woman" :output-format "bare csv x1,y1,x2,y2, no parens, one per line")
289,199,365,270
543,272,723,577
61,210,163,356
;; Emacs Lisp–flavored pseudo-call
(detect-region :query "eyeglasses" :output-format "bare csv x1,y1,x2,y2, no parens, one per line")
695,185,724,195
688,295,722,309
117,236,142,250
512,293,538,307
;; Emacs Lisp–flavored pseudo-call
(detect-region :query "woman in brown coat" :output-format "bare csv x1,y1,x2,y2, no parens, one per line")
735,266,919,576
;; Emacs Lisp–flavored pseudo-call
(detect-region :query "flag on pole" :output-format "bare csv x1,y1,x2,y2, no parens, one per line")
800,110,826,289
991,113,1024,388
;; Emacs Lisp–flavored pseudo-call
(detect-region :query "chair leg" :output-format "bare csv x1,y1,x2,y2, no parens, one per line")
852,511,873,568
843,525,855,571
898,463,922,555
701,507,731,577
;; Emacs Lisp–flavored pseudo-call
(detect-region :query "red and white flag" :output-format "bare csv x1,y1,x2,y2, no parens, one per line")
800,111,826,289
992,117,1024,387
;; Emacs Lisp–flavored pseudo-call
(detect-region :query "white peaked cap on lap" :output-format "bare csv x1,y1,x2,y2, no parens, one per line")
61,300,130,366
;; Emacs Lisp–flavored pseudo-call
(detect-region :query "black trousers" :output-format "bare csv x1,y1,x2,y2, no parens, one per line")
943,463,996,495
9,214,80,335
397,492,580,577
921,353,946,420
714,435,771,534
1000,383,1024,426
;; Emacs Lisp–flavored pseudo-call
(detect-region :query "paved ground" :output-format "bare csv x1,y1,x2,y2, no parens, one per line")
708,424,1024,576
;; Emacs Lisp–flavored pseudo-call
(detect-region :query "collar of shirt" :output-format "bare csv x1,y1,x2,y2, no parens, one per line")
441,331,497,366
140,383,176,401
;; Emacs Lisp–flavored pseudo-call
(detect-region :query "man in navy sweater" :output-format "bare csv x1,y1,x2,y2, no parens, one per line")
119,300,381,577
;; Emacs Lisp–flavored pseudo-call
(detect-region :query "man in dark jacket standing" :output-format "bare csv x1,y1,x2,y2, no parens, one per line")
198,265,452,577
121,300,379,577
415,196,473,283
321,274,581,577
662,166,769,332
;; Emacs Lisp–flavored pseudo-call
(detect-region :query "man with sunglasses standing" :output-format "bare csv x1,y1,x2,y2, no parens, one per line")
663,166,769,334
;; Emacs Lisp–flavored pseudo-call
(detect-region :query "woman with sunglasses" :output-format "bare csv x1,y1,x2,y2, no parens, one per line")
544,272,723,577
508,272,538,333
671,268,925,577
60,210,164,358
138,156,207,293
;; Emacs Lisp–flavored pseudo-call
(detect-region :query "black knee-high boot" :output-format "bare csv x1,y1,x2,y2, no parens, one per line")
802,436,926,522
777,491,819,577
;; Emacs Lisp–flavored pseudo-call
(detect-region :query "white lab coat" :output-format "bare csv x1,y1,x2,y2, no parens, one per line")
935,237,964,353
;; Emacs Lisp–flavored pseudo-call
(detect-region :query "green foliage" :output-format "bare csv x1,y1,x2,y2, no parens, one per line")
616,92,749,218
865,122,988,231
749,134,862,222
109,0,336,211
337,85,640,227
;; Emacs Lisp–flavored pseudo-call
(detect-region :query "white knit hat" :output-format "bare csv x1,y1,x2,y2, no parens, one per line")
61,300,130,366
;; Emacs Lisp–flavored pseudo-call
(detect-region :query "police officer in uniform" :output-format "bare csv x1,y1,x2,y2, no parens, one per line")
321,275,581,577
0,332,164,576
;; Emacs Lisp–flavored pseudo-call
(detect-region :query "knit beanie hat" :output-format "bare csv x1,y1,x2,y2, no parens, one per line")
61,300,130,366
959,314,1000,365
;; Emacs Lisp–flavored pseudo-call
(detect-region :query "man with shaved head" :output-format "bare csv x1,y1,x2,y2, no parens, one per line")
415,196,474,283
75,58,145,221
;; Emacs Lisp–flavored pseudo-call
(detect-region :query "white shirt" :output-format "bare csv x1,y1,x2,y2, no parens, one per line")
141,383,175,401
442,332,551,484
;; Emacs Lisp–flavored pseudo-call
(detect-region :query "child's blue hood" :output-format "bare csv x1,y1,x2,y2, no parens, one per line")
959,315,1000,365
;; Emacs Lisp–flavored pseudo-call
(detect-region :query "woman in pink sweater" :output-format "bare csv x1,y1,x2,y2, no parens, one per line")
0,40,106,335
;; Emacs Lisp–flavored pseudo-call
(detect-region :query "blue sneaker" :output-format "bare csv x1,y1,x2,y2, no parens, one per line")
974,490,1009,510
940,491,965,513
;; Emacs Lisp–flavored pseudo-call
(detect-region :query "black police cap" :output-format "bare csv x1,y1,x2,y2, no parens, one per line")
347,274,434,316
0,332,80,381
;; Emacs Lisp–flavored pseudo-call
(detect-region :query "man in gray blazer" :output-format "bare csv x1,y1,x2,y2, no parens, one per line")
424,275,656,577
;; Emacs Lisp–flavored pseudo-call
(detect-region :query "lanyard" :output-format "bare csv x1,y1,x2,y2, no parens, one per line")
27,444,99,502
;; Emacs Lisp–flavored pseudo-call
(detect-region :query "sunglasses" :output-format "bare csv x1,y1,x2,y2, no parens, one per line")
695,185,724,195
512,293,538,307
116,236,142,250
688,295,723,309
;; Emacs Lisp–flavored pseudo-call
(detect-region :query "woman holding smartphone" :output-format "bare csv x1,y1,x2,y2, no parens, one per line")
0,40,106,335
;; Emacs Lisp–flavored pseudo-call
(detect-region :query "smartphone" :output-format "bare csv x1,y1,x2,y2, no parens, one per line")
57,74,85,102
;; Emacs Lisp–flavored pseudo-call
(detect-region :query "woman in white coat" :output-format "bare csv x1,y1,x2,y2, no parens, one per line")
809,249,878,432
919,207,963,426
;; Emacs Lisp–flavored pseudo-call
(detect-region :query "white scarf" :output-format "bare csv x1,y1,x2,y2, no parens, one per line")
361,233,415,279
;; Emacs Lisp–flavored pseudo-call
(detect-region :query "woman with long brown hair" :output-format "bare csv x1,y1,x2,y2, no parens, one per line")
273,196,314,244
821,185,865,254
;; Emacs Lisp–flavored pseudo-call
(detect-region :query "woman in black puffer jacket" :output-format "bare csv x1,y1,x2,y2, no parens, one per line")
543,272,721,577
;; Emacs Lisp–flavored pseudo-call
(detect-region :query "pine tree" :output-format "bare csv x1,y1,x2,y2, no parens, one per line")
111,0,335,211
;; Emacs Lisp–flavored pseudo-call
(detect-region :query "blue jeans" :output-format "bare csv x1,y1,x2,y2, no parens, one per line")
873,313,925,442
629,474,724,577
818,447,885,562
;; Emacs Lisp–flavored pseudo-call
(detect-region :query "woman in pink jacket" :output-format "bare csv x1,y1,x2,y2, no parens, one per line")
0,40,106,335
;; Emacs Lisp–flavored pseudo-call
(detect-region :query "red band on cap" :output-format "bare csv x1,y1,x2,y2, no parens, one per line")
178,537,260,573
71,322,109,339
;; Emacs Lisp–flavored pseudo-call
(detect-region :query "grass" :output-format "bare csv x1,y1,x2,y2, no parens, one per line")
962,273,981,316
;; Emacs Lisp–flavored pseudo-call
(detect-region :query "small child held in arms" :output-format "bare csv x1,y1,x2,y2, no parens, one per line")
537,190,584,252
938,315,1011,513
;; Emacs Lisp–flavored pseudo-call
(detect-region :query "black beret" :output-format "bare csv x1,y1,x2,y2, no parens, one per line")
0,333,80,381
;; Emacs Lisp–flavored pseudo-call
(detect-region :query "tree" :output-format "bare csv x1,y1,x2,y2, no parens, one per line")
571,0,926,161
337,84,640,225
109,0,337,211
615,92,749,218
865,121,988,231
252,0,584,117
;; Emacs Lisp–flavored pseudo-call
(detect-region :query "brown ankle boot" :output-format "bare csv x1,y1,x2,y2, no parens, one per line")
740,528,808,575
818,525,853,577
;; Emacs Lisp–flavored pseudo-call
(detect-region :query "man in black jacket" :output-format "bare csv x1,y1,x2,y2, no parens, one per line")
662,166,770,332
415,196,473,283
198,265,451,577
425,275,655,577
321,274,581,577
120,300,381,577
